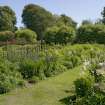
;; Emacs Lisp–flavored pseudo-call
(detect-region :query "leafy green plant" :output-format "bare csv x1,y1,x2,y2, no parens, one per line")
19,59,46,80
15,29,37,44
45,25,76,44
44,61,66,77
74,93,105,105
0,60,24,94
77,24,105,44
0,31,15,42
74,76,94,97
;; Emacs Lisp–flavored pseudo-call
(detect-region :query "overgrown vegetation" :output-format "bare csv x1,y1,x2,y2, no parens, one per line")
45,25,76,44
0,31,15,42
15,29,37,44
0,44,104,95
76,24,105,44
68,59,105,105
0,60,24,94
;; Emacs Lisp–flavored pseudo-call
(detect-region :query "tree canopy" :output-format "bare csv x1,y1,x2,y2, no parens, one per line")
0,6,16,31
45,25,76,44
77,24,105,44
15,29,37,43
55,14,77,28
101,7,105,24
22,4,54,40
81,20,93,25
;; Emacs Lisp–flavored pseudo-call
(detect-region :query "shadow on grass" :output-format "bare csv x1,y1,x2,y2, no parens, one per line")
64,89,74,93
59,95,76,105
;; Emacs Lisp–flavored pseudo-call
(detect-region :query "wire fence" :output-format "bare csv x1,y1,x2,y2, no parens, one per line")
0,43,48,61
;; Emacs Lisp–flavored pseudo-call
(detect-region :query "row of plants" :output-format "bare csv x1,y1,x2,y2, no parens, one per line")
0,29,37,45
0,25,75,45
2,23,105,45
2,4,105,45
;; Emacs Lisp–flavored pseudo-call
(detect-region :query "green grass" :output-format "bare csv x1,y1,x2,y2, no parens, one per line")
0,66,83,105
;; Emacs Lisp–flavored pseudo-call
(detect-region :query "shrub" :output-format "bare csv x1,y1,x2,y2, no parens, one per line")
19,59,45,80
15,29,37,44
0,31,15,42
19,57,66,80
44,48,67,77
44,26,58,44
19,59,37,79
44,61,66,77
45,25,76,44
88,63,105,83
56,25,76,44
77,24,105,44
74,77,94,97
62,54,81,69
71,60,105,105
0,60,24,94
74,93,105,105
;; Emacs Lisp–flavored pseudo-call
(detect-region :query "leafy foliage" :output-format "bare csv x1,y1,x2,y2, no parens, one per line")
45,25,76,44
15,29,37,44
0,31,15,41
19,55,66,80
77,24,105,44
0,6,16,31
55,14,77,28
0,60,24,94
74,77,94,97
22,4,54,40
19,59,45,80
70,59,105,105
101,7,105,24
0,44,105,95
73,93,105,105
81,20,93,25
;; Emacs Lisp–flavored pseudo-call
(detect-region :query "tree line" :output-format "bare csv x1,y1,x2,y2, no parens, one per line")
0,4,105,44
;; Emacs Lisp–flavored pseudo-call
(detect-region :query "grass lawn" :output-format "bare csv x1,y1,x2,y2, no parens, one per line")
0,66,83,105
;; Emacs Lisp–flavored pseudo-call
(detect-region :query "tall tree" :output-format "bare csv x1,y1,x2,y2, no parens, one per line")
101,7,105,24
22,4,54,40
81,20,93,25
0,6,16,31
95,18,103,25
56,14,77,28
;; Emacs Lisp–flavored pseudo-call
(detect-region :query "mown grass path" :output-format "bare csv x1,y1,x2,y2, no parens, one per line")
0,66,82,105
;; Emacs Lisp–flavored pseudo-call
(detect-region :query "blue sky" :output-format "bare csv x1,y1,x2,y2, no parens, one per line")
0,0,105,27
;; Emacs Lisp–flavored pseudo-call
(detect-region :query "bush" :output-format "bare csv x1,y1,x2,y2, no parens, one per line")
74,93,105,105
43,48,67,77
45,25,76,44
0,31,15,42
15,29,37,44
71,61,105,105
88,63,104,83
19,57,66,80
0,60,24,94
19,59,45,80
62,54,81,69
19,59,37,79
77,24,105,44
44,26,58,44
44,61,66,77
74,77,94,97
